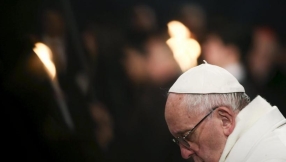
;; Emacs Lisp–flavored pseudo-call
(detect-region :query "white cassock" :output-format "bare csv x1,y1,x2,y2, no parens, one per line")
220,96,286,162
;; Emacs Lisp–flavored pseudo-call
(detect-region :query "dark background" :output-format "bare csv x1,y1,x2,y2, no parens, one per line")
1,0,286,161
3,0,286,37
2,0,286,67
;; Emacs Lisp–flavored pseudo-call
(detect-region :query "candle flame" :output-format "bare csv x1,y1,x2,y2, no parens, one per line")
33,42,56,79
167,20,191,39
166,20,201,72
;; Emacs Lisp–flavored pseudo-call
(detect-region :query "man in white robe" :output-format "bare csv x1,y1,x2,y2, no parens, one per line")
165,61,286,162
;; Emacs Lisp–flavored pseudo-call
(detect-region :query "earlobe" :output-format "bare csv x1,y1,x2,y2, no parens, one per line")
217,108,236,136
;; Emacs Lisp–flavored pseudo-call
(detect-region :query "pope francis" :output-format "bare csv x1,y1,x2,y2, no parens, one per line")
165,61,286,162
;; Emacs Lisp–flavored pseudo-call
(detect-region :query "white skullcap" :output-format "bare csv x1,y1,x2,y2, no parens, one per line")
169,61,245,93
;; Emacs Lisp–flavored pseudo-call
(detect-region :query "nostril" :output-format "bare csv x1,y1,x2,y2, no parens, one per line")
180,146,194,159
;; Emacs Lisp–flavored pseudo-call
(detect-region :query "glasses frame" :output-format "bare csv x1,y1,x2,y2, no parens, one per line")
172,106,219,149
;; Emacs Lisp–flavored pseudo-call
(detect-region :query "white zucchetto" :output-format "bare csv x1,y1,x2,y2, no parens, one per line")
169,61,245,94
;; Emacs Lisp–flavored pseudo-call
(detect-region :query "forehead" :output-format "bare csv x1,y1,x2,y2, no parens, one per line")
165,93,186,114
165,93,197,134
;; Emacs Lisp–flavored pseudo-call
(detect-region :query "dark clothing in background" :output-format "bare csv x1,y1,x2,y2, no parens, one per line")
255,67,286,115
244,64,286,116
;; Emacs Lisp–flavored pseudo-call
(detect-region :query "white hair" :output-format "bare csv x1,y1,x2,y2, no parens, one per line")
181,92,250,115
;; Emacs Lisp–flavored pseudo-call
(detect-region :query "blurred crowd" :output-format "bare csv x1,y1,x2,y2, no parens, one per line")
2,1,286,162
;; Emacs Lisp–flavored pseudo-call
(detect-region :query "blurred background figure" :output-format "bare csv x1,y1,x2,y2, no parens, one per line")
176,2,207,44
145,34,182,87
201,18,256,98
111,32,184,162
81,6,185,159
128,4,158,36
89,102,114,151
2,2,111,161
38,7,89,95
246,26,281,86
81,22,125,154
246,26,286,114
1,37,106,162
40,8,116,153
41,9,67,74
87,16,184,161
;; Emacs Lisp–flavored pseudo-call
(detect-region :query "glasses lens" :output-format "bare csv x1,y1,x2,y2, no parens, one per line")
178,138,190,148
173,137,190,148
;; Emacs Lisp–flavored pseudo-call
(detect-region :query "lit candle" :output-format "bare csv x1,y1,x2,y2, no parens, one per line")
33,42,74,130
166,20,201,72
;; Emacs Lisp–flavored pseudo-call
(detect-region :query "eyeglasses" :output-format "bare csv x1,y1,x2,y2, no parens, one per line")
172,107,219,149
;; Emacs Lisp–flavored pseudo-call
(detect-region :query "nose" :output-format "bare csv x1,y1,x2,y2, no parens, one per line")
180,145,195,159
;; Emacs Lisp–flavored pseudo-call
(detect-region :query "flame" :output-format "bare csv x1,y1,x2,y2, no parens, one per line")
166,21,201,72
167,21,191,39
33,42,56,79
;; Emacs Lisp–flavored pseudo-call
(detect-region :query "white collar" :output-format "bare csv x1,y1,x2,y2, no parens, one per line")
219,95,281,162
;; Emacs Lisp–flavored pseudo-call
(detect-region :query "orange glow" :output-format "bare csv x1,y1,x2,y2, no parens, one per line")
166,21,201,72
33,42,56,79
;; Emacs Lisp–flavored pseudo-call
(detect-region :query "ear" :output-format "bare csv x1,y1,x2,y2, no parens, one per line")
216,107,236,136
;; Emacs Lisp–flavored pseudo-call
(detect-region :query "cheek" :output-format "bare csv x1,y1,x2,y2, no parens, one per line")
197,121,226,157
205,125,227,162
205,120,225,146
